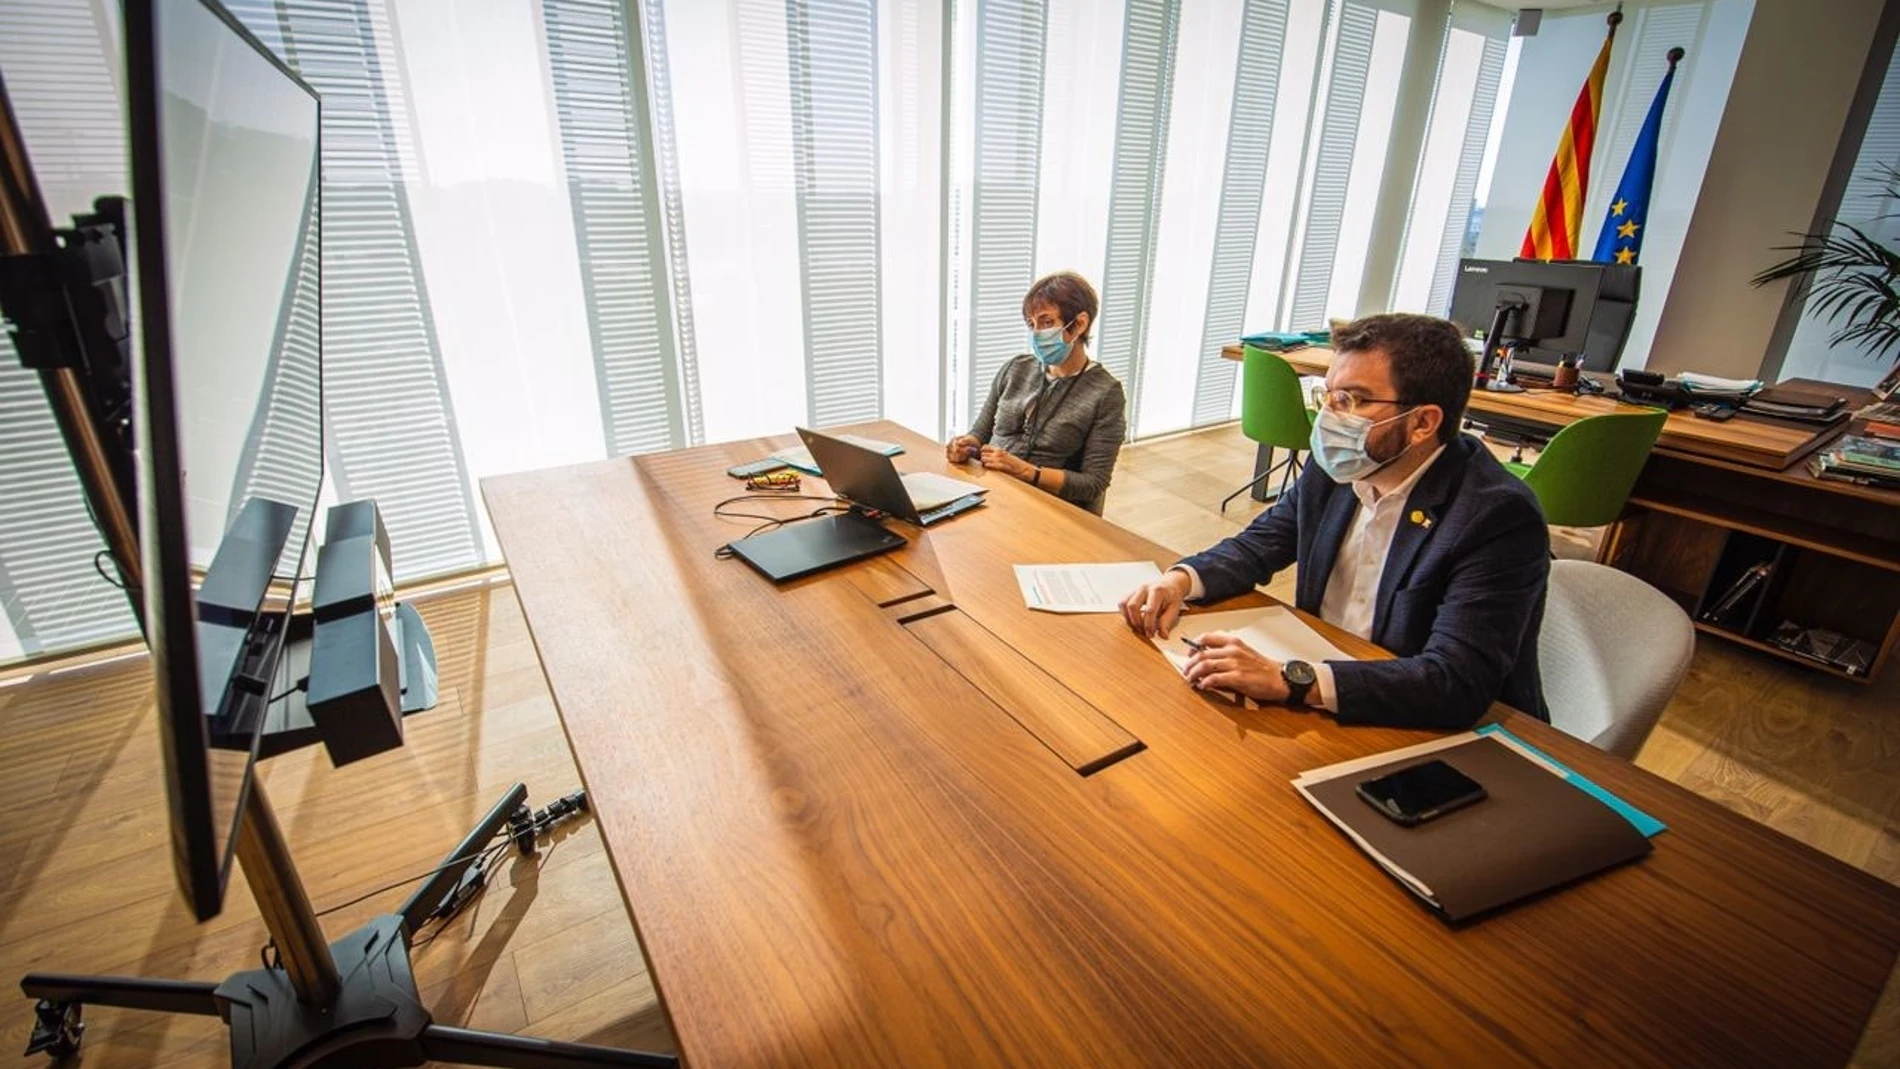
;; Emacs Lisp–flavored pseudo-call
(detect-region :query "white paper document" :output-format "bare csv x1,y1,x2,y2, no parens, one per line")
1014,561,1162,613
1149,605,1352,703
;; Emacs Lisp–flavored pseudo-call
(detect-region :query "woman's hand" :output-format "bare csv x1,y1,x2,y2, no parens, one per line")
979,445,1035,481
1182,633,1289,702
945,434,980,464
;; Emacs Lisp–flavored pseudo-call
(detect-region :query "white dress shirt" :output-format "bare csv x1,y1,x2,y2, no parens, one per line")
1175,446,1445,713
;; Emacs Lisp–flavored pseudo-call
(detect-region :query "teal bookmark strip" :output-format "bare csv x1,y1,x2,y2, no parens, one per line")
1477,724,1668,838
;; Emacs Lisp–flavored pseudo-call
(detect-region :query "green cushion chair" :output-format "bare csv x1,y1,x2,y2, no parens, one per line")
1221,345,1317,513
1505,408,1668,528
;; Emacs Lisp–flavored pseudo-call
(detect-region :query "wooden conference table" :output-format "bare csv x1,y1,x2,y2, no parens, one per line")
483,421,1900,1069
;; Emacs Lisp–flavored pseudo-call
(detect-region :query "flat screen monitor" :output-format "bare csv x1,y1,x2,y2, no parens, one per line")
126,0,322,919
1447,258,1641,375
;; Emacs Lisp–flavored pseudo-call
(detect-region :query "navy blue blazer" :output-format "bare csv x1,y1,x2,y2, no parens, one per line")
1179,435,1550,728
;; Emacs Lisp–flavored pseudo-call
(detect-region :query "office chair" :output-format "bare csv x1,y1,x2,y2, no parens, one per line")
1505,408,1667,527
1221,346,1316,512
1539,560,1696,759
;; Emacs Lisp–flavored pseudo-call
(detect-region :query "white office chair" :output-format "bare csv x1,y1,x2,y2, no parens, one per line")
1538,560,1696,759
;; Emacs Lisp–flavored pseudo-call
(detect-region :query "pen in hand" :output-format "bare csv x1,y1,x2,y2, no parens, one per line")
1181,636,1205,652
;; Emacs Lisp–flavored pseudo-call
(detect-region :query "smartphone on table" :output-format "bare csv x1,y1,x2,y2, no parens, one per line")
1356,759,1486,826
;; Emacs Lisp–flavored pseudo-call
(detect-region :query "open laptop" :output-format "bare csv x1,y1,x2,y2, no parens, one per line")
796,427,987,525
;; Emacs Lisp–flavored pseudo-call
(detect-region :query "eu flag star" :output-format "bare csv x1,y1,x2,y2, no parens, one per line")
1614,246,1636,264
1617,218,1640,239
1611,198,1629,216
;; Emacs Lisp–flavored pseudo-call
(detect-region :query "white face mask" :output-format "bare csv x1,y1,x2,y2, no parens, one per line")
1309,405,1416,482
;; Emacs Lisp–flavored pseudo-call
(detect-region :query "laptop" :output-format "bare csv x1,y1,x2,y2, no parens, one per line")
796,428,987,525
725,511,906,583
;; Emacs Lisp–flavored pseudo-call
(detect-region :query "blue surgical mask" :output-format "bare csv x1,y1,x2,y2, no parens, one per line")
1029,321,1074,366
1309,405,1415,483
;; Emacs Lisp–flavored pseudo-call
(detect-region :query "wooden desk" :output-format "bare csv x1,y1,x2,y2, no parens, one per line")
1222,345,1900,682
484,421,1900,1069
1221,344,1833,469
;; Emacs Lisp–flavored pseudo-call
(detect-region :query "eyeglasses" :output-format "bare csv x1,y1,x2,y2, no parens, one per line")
1025,315,1073,332
1309,385,1409,416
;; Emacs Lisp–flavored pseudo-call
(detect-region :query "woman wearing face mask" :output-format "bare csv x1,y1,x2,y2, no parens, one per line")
944,272,1128,514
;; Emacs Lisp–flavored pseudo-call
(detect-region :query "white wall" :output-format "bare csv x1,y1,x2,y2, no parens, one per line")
1649,0,1886,378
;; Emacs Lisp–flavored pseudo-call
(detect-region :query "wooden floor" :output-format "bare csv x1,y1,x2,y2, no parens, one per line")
0,422,1894,1067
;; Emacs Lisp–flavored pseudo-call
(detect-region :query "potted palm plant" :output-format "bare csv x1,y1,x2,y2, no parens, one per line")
1754,163,1900,400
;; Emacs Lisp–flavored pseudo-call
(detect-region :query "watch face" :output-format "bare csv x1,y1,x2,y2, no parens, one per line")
1284,660,1317,687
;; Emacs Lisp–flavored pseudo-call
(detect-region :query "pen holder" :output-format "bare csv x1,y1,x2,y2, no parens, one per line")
1553,360,1579,391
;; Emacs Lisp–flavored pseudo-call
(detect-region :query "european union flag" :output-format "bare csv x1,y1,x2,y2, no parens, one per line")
1593,47,1685,265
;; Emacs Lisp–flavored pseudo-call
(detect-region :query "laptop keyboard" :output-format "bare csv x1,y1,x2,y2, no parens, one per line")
919,494,986,525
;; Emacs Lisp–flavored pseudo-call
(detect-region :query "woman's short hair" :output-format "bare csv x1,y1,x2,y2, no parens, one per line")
1023,272,1099,345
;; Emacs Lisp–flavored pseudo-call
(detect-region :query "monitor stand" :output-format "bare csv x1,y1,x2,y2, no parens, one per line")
22,780,675,1069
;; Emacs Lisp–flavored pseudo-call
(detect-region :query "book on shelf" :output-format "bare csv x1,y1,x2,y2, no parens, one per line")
1837,434,1900,471
1808,454,1900,488
1701,560,1774,627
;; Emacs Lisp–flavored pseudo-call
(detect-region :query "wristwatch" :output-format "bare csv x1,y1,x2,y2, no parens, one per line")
1282,660,1317,707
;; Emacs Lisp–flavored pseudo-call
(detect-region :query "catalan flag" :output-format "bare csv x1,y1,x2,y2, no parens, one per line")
1592,48,1684,265
1521,9,1620,261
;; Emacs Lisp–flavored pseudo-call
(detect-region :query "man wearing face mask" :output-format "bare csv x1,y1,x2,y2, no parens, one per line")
1119,313,1550,729
945,272,1128,514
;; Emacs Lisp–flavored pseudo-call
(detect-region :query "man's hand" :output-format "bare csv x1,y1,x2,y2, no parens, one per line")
946,434,980,464
979,444,1035,480
1120,569,1193,639
1183,633,1290,703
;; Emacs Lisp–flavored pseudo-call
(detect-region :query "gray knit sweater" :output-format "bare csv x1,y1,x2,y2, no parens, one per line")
969,354,1127,513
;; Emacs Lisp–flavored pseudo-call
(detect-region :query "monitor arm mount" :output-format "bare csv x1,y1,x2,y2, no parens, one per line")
4,71,671,1069
1479,295,1528,390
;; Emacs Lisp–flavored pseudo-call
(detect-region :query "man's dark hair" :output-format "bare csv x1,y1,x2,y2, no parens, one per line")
1332,313,1473,444
1023,271,1099,345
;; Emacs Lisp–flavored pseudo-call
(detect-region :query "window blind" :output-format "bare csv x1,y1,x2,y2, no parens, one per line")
0,0,139,658
540,0,687,455
638,0,704,446
1096,0,1179,432
788,0,885,427
1191,0,1293,426
227,0,483,583
963,0,1047,426
1423,30,1506,315
1285,0,1376,332
230,162,324,578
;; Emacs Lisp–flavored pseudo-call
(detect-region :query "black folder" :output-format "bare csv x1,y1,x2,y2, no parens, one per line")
1298,735,1655,921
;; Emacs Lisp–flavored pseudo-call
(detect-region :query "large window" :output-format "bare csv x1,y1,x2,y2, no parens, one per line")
0,0,1540,664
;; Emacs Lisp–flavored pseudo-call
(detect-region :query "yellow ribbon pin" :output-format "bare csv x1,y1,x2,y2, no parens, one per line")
1410,510,1432,529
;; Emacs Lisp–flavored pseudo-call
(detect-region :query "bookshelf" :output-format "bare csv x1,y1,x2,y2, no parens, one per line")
1605,450,1900,684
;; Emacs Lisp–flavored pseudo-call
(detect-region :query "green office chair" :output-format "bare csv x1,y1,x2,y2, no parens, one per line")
1221,345,1317,512
1505,408,1668,527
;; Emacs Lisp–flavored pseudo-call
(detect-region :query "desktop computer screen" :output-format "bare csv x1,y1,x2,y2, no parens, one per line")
1448,258,1641,378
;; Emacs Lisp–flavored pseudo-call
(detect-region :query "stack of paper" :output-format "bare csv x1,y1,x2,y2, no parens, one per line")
1148,605,1350,703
